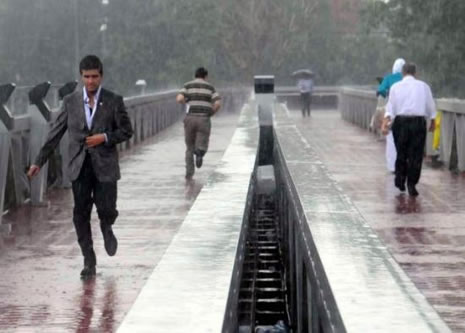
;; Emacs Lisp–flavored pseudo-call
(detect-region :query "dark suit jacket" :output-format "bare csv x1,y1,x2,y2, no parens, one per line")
35,88,133,182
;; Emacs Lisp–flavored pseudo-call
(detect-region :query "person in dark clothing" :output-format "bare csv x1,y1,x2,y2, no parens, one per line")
27,55,133,278
297,77,313,117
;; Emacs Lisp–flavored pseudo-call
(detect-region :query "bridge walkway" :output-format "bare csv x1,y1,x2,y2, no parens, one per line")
1,104,464,332
288,107,465,332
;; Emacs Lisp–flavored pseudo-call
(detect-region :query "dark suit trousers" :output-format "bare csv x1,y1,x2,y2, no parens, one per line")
72,153,118,265
392,116,426,188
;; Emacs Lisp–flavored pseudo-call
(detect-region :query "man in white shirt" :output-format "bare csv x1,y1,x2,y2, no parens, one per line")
382,63,436,196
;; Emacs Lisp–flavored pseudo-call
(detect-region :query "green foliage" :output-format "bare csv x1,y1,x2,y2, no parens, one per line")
363,0,465,97
7,0,459,96
0,0,350,92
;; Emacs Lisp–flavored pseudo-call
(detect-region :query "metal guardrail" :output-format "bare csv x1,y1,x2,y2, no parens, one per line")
339,87,465,172
0,83,248,226
338,87,377,130
275,86,339,110
436,99,465,171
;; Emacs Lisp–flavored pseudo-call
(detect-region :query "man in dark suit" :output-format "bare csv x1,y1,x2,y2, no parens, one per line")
27,55,133,278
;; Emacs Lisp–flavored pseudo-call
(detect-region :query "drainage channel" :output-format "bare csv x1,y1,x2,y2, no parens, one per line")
238,192,291,332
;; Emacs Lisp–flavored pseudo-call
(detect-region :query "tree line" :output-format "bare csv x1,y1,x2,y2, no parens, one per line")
362,0,465,98
0,0,462,97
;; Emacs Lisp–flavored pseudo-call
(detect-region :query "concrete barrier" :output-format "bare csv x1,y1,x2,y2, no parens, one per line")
118,102,259,333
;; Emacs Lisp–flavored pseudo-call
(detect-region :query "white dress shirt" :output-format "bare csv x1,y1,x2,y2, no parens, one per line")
385,75,436,119
83,86,102,129
83,86,108,142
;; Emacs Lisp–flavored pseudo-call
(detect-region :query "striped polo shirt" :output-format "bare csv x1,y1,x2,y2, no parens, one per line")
179,78,221,116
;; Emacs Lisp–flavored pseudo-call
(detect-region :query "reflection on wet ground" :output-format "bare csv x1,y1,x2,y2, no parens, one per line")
184,178,203,201
76,279,96,333
0,112,240,332
395,194,422,214
294,109,465,332
75,278,116,333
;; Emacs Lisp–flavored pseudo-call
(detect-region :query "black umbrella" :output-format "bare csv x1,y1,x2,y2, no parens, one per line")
292,69,314,77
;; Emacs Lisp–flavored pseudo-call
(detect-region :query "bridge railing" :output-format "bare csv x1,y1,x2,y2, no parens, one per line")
339,87,465,172
276,86,339,110
0,83,248,226
435,99,465,171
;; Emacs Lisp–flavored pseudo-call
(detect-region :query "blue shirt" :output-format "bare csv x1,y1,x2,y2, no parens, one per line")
377,72,402,98
297,78,314,93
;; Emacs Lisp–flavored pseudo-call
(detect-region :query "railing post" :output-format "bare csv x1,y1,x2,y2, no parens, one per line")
0,83,15,226
28,82,52,205
56,81,78,188
0,83,16,130
9,118,29,208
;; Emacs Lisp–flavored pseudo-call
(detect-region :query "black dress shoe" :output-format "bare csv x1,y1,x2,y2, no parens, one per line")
408,185,419,196
101,224,118,256
395,179,406,192
80,265,96,278
195,155,203,168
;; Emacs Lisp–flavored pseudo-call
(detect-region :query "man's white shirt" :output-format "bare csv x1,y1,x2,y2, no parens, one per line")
83,86,108,142
385,76,436,119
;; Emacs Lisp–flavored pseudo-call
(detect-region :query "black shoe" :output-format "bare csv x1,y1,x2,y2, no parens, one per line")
80,265,96,278
395,178,405,192
408,185,419,197
195,155,203,168
101,224,117,256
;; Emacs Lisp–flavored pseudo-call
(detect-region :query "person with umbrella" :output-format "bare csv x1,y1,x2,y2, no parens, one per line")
293,69,314,117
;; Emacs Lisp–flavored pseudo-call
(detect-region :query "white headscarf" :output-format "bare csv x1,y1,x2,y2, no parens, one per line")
392,58,405,74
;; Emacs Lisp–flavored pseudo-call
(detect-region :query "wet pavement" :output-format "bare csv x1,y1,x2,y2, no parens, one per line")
2,105,464,332
291,109,465,332
0,111,240,332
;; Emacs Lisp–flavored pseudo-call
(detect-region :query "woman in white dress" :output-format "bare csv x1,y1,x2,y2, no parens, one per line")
377,58,405,172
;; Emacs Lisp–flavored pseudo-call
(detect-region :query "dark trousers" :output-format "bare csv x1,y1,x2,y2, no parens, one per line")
72,153,118,266
391,116,427,188
300,92,312,117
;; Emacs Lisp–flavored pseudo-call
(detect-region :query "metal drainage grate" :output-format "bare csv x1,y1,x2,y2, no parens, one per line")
238,195,290,332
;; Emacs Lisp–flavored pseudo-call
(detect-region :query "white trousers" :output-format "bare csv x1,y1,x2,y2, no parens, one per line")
386,131,397,172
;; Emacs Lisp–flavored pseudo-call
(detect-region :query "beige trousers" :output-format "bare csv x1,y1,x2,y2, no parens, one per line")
183,114,211,178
